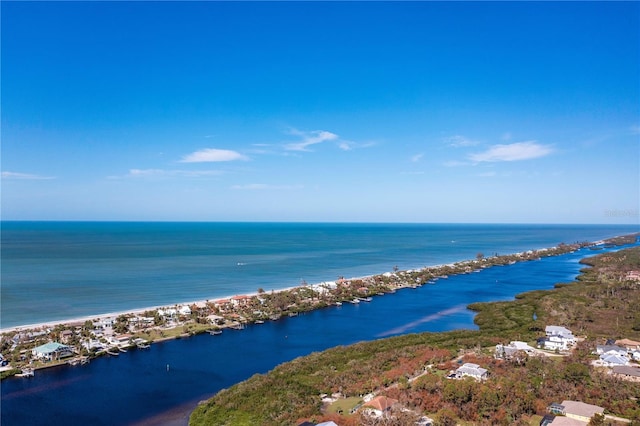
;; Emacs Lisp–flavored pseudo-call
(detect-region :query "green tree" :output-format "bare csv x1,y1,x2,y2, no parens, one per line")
588,413,605,426
433,408,457,426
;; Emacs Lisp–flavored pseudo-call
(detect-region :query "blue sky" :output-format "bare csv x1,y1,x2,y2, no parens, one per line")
2,1,639,223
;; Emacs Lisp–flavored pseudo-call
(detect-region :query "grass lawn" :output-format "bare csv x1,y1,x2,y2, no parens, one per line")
327,396,364,415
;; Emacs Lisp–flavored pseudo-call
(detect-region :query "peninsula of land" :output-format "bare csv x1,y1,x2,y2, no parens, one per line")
1,234,636,381
190,238,640,426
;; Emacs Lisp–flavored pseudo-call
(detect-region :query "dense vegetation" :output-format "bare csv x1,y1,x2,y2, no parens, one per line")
191,246,640,426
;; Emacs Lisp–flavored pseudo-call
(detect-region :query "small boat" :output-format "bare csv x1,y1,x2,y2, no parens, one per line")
288,312,298,317
230,323,245,330
106,349,119,356
16,368,34,378
118,347,128,353
254,320,265,324
209,329,223,335
350,299,360,304
136,343,150,349
360,297,373,302
269,314,281,321
335,301,343,306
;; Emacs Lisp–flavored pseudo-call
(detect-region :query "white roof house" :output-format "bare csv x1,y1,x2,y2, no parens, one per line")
455,363,488,380
545,326,575,340
539,335,573,351
595,345,627,356
600,353,629,367
495,341,536,359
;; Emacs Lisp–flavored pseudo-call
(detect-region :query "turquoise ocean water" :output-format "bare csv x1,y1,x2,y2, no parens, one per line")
1,222,638,329
2,222,640,425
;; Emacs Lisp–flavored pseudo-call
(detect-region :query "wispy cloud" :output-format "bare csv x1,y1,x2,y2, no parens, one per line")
445,135,479,148
411,153,424,162
110,169,224,179
1,171,55,180
443,160,470,167
230,183,303,190
284,128,338,152
180,148,248,163
469,141,553,162
338,141,353,151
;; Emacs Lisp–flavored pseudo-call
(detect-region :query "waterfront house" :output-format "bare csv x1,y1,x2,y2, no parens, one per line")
60,330,74,344
158,308,177,318
109,334,133,347
82,339,105,352
178,305,191,316
96,317,115,329
12,330,48,345
561,400,604,423
214,299,232,312
231,295,252,307
454,363,488,381
32,342,73,361
206,314,225,325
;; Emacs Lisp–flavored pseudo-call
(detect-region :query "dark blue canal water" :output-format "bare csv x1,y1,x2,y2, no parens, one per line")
2,241,637,426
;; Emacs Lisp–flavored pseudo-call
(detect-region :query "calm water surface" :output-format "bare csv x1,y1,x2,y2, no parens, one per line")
2,238,638,426
2,222,637,328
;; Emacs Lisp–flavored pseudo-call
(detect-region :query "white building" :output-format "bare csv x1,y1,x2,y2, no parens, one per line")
32,342,73,361
539,326,575,351
496,341,537,359
454,363,488,381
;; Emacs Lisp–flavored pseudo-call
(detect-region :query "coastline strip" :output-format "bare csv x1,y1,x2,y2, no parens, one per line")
2,233,636,336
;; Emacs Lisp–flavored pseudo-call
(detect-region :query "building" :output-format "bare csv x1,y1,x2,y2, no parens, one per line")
612,365,640,382
538,335,573,351
545,326,574,339
361,395,398,418
454,363,488,381
496,341,537,359
595,344,627,356
549,417,588,426
615,338,640,351
32,342,73,361
561,400,604,423
599,352,629,367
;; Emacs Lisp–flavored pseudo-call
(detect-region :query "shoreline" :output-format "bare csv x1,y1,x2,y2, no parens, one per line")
1,234,635,335
1,233,637,380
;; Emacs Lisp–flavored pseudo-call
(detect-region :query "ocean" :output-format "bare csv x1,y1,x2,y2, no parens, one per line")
1,222,637,329
1,222,639,425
